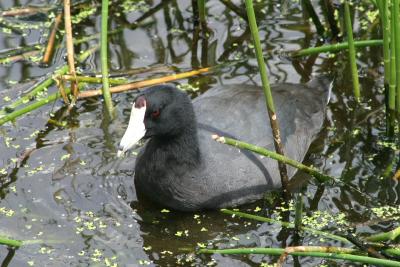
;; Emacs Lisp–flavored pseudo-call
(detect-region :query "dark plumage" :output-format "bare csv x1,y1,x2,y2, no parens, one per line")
119,77,332,211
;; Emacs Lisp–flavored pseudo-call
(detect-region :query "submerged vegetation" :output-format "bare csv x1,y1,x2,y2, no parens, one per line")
0,0,399,266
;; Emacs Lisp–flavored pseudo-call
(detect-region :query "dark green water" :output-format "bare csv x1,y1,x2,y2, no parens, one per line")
0,0,399,266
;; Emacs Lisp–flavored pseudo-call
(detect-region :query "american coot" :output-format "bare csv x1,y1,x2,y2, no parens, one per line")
118,77,332,211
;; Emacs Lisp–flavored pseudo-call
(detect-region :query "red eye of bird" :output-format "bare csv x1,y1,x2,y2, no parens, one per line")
151,109,160,118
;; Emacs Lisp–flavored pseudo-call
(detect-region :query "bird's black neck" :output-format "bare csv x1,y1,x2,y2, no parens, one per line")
150,125,201,167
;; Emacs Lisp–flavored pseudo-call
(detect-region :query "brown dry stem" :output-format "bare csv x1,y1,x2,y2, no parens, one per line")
77,67,211,98
63,0,78,100
42,13,63,66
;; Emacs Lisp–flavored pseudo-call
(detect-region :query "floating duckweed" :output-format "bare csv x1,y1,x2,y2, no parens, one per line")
2,28,12,34
84,221,96,230
352,128,361,136
371,205,400,219
302,211,348,230
138,259,151,265
121,0,150,14
39,246,53,254
0,168,7,175
143,246,152,251
29,130,40,138
366,10,379,23
78,251,85,256
0,207,15,217
74,211,110,234
92,249,102,257
197,242,206,248
79,160,86,166
160,250,173,255
177,83,199,92
10,186,16,193
200,227,208,232
160,209,170,213
377,140,398,150
104,257,118,267
60,154,71,161
254,206,261,212
27,260,34,266
175,231,183,237
206,259,217,266
72,6,97,24
3,96,11,102
4,137,13,147
27,165,44,175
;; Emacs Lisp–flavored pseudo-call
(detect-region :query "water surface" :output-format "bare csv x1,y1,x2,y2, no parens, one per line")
0,0,399,266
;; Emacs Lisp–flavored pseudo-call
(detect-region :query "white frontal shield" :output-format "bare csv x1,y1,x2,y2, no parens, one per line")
117,102,146,157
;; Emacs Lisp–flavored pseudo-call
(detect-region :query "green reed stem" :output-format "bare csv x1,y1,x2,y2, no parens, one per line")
245,0,274,113
214,136,334,182
344,0,360,101
0,46,97,116
245,0,289,194
100,0,114,116
393,0,400,111
294,193,303,231
200,246,359,255
198,247,400,267
366,226,400,242
0,88,70,126
380,0,391,86
0,235,22,248
61,75,127,85
198,0,206,25
0,65,68,115
390,0,397,110
0,46,99,125
291,39,382,57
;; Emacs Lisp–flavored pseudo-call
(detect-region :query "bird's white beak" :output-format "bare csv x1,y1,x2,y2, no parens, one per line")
117,101,146,157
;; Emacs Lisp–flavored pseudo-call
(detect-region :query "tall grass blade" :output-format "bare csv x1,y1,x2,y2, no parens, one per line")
101,0,114,116
344,0,360,101
244,0,289,194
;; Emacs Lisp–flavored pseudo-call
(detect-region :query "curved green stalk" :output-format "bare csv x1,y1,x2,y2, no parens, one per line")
0,46,99,125
0,88,70,126
0,65,68,116
244,0,274,112
344,0,360,101
393,0,400,111
213,135,334,182
390,5,397,110
0,46,98,117
100,0,114,116
0,235,22,247
378,0,391,86
291,39,382,57
244,0,289,194
198,247,400,267
366,226,400,242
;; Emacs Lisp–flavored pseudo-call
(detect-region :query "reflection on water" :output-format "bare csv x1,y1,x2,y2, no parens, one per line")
0,0,398,266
